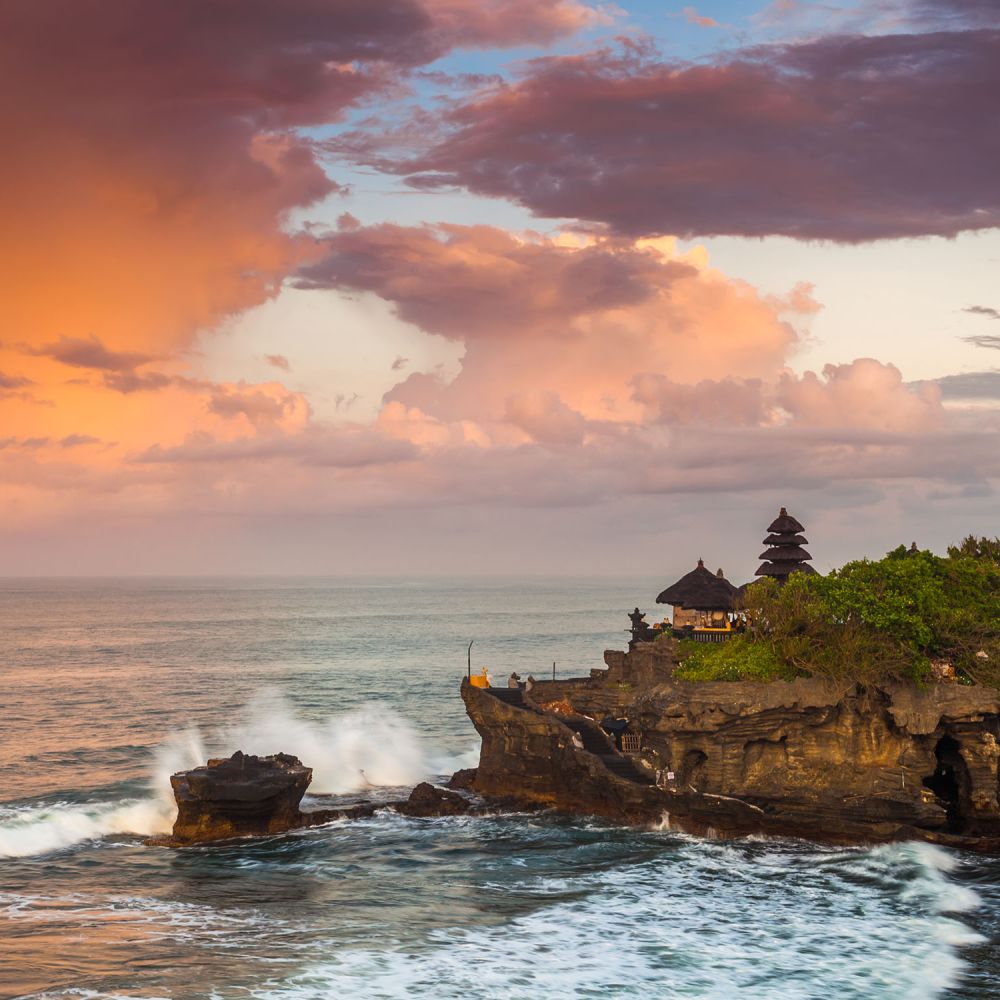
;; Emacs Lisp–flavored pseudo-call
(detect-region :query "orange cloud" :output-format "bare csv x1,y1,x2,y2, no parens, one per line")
0,0,595,363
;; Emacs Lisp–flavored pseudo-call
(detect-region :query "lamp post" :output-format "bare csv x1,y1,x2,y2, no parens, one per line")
467,639,474,680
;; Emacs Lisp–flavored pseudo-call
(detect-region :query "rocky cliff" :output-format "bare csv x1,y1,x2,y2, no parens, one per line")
461,644,1000,850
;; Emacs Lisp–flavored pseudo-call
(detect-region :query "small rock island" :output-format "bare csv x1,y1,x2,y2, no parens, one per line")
152,752,474,846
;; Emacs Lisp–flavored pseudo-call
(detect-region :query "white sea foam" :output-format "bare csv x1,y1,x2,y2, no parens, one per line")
0,799,172,859
649,810,670,831
247,835,985,1000
0,692,465,858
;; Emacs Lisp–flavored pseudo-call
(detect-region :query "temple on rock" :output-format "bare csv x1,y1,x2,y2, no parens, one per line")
656,559,738,630
755,507,817,581
641,507,818,642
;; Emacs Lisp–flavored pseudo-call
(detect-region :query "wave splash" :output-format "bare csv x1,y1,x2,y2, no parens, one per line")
0,693,468,858
218,692,431,795
258,839,984,1000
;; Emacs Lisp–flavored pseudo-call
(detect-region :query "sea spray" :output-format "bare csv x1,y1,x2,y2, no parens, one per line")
0,694,467,858
0,729,208,859
218,691,430,794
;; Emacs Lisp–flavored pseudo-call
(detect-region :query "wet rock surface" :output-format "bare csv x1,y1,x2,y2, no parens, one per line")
461,646,1000,852
152,752,488,847
446,767,477,790
166,751,314,845
395,782,471,817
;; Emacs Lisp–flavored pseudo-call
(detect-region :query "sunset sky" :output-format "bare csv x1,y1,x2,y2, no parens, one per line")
2,0,998,577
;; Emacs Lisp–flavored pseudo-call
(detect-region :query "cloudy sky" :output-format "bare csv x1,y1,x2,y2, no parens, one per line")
1,0,998,577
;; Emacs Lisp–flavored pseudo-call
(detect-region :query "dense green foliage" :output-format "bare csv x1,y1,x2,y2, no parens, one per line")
674,636,793,682
674,536,1000,686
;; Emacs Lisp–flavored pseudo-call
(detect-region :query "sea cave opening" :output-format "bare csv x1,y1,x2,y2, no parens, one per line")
922,734,969,833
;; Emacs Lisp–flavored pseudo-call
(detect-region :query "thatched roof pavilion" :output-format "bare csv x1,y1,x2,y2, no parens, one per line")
755,507,817,581
657,559,738,611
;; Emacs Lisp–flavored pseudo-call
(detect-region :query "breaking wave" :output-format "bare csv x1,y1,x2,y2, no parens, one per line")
250,839,984,1000
0,692,474,859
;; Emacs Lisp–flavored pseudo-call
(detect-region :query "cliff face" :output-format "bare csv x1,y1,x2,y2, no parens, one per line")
463,685,665,824
462,645,1000,849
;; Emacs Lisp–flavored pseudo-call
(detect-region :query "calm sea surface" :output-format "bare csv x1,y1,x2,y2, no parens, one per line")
1,577,999,999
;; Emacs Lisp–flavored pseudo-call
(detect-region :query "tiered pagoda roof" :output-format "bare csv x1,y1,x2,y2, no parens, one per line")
755,507,817,581
656,559,738,611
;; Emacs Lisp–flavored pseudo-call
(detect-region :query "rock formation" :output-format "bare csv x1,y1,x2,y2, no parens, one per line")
152,751,479,847
168,751,315,844
394,782,471,817
461,645,1000,851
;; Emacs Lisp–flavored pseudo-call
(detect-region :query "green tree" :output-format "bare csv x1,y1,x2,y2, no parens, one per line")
675,538,1000,686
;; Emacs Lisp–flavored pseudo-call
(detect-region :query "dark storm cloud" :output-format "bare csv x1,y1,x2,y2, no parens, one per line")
964,306,1000,320
934,371,1000,399
351,27,1000,241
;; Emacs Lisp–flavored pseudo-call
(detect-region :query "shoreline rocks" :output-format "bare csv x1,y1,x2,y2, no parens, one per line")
150,641,1000,853
460,646,1000,852
150,752,483,847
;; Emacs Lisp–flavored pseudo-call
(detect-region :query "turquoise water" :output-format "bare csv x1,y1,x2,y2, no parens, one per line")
1,578,998,999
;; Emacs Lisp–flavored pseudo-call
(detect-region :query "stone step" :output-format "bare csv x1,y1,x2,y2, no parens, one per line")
565,718,654,785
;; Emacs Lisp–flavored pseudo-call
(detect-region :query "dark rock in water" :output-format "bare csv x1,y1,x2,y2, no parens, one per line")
446,767,477,790
395,782,470,817
150,753,486,847
168,750,312,845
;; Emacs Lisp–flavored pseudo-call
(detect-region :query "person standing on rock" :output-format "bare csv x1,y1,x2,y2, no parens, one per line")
508,672,520,688
525,675,535,693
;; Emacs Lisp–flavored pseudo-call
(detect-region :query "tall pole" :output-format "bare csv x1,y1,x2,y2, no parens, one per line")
552,660,556,681
468,639,474,679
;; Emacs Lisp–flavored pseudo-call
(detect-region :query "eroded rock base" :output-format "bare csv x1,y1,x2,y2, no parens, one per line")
461,645,1000,852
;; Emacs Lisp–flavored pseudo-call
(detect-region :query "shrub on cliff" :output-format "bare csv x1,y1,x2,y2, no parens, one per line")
677,537,1000,686
675,636,794,682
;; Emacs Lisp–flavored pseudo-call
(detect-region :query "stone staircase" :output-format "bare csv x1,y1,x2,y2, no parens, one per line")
565,717,655,785
599,754,654,784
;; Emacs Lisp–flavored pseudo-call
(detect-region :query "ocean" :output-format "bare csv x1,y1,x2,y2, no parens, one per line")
1,577,998,999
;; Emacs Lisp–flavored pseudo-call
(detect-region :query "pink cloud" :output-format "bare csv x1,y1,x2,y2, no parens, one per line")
776,359,943,431
631,375,772,426
632,359,946,432
504,390,593,446
207,381,312,431
300,223,801,424
682,6,721,28
425,0,604,46
0,0,593,364
298,222,683,340
133,426,418,468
